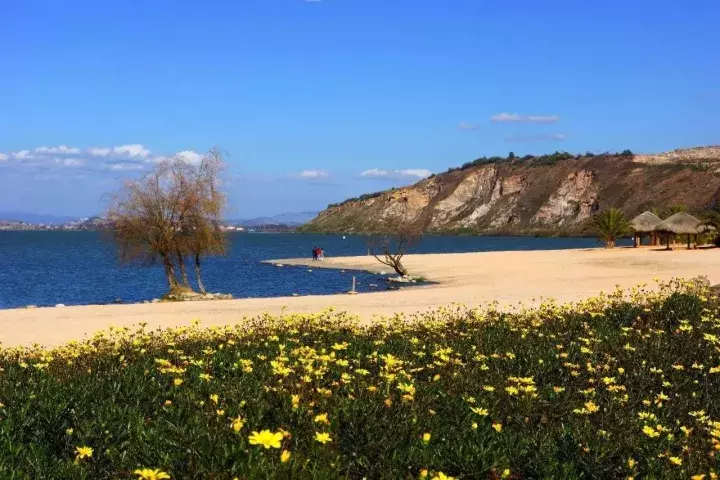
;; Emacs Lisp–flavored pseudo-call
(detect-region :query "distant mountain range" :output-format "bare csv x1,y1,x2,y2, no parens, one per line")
0,211,320,228
0,211,80,225
228,211,318,227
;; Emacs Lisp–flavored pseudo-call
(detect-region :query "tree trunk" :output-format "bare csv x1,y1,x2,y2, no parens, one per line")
161,253,180,292
195,253,206,294
392,259,408,276
605,239,615,249
176,251,191,288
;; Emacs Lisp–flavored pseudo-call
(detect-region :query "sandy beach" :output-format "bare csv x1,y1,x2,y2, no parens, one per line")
2,247,719,348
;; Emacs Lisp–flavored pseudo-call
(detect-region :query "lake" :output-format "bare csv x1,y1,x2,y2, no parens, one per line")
0,232,622,309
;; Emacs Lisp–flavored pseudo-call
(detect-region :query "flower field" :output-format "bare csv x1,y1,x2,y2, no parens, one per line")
1,280,719,479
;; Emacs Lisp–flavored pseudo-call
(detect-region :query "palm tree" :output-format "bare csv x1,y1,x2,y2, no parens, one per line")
701,206,720,247
653,204,687,219
593,208,631,248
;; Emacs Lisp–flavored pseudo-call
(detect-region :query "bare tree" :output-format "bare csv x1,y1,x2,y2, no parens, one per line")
366,199,422,276
108,148,228,295
182,148,228,293
108,161,192,293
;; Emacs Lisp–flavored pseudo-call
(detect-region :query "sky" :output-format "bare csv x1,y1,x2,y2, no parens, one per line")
1,0,719,218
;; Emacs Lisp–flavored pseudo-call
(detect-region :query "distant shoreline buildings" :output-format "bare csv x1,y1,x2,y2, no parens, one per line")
0,218,298,233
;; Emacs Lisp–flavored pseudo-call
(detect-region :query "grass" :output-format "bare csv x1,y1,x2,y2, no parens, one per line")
1,279,719,479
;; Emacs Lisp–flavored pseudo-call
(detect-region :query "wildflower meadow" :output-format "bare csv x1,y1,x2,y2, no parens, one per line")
1,279,719,479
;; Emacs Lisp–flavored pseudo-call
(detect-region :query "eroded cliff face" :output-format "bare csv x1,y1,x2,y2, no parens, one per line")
303,148,720,236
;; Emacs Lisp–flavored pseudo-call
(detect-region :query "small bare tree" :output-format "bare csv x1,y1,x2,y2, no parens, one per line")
366,199,422,276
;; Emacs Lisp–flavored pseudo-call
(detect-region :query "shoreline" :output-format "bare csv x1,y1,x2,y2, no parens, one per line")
2,247,720,348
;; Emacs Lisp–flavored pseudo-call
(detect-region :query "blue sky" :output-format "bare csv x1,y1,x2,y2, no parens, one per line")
1,0,718,218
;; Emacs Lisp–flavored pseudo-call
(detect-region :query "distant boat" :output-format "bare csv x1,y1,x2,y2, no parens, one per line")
342,235,346,239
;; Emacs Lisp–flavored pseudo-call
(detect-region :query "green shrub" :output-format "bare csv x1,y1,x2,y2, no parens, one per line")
0,280,718,479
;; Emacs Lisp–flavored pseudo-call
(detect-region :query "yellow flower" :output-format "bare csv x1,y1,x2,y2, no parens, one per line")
669,456,682,466
422,432,431,444
471,422,478,430
420,469,429,478
584,401,599,413
216,409,225,416
492,423,502,433
470,407,489,416
209,394,219,404
173,378,183,386
248,430,284,449
627,458,636,469
314,413,329,424
315,432,332,444
691,475,706,480
501,469,511,479
65,428,73,435
431,472,455,480
642,425,660,438
75,446,93,460
134,469,171,480
280,450,291,463
231,416,245,432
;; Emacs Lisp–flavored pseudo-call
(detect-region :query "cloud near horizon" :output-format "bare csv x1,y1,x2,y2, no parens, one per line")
458,122,480,131
361,168,433,180
491,113,560,124
505,133,567,142
299,169,329,179
0,144,204,173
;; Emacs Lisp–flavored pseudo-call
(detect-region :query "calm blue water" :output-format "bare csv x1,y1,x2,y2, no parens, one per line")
0,232,622,309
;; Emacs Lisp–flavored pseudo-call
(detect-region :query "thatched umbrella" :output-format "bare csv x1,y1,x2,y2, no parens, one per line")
654,212,703,250
630,211,662,247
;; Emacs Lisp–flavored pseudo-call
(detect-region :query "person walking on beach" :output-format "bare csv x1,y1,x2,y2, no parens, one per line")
318,248,325,261
312,247,318,261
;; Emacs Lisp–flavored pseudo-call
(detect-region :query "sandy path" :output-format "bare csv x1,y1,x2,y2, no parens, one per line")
1,247,719,348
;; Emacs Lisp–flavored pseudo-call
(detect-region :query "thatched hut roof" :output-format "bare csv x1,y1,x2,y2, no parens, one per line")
655,212,703,235
630,211,662,233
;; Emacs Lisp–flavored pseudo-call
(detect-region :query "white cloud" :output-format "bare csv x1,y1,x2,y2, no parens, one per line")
35,145,81,155
491,113,560,124
458,122,479,131
0,153,7,161
361,168,432,179
113,144,150,158
505,133,566,142
398,168,433,178
12,150,32,159
58,158,85,167
175,150,203,165
89,147,111,157
360,168,388,178
299,169,329,179
107,163,147,171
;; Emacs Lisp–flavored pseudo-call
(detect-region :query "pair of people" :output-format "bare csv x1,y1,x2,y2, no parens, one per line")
312,246,325,261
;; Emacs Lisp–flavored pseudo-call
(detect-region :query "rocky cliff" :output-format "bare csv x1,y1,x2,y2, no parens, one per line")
301,146,720,236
